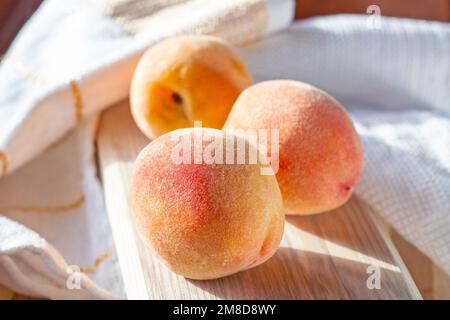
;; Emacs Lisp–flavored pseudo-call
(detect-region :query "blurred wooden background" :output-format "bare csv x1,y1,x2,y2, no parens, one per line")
295,0,449,22
0,0,449,300
0,0,42,54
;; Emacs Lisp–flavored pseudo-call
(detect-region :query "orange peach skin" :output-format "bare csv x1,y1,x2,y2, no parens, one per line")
129,128,284,280
130,35,252,139
224,80,364,215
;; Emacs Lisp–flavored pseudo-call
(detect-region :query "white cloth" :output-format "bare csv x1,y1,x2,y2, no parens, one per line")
0,0,294,299
239,15,450,274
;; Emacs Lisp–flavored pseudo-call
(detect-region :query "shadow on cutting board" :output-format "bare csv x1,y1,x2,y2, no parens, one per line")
189,246,412,299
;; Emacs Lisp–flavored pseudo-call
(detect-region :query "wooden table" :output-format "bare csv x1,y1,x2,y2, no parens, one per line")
96,100,421,300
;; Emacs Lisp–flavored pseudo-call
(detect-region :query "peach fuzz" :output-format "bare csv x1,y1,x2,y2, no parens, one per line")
130,35,252,139
224,80,364,215
129,128,284,280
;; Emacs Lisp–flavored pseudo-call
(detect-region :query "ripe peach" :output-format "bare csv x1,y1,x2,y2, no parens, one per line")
130,35,252,139
129,128,284,279
224,80,364,215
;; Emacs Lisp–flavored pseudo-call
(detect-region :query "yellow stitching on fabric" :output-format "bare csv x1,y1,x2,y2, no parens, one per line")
0,194,85,214
99,1,136,37
80,250,111,274
46,130,75,151
0,152,9,177
0,55,47,87
69,80,83,123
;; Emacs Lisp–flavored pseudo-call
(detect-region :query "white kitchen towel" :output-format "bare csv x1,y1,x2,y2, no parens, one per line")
0,115,124,299
0,0,294,299
238,15,450,275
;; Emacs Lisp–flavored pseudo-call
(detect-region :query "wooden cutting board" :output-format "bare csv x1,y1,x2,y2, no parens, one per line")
96,100,421,300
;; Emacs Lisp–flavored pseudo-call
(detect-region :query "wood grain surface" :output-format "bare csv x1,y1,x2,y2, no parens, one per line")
97,100,421,300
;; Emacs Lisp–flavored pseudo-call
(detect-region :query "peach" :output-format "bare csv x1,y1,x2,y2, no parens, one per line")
224,80,364,215
129,128,284,279
130,35,252,139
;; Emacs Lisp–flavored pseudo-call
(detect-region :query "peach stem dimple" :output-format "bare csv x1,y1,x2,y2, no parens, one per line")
172,91,193,125
171,92,183,105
